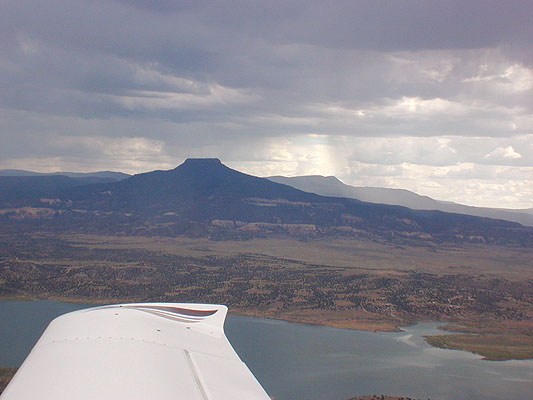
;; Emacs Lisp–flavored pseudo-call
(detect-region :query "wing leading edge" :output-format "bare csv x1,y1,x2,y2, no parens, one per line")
1,303,270,400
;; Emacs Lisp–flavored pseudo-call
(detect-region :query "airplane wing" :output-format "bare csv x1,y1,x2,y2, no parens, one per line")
1,303,270,399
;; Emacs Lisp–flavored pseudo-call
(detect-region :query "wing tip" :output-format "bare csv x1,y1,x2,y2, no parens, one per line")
61,302,229,329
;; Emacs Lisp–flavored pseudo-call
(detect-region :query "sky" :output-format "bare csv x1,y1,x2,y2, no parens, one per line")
1,0,532,209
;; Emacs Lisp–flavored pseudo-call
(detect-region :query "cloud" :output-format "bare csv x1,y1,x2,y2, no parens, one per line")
115,84,258,111
0,0,532,208
484,146,522,161
340,162,533,209
463,64,533,93
0,133,174,174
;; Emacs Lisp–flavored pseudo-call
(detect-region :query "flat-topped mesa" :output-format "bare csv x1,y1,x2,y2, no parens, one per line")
1,156,531,246
179,158,222,168
173,158,227,178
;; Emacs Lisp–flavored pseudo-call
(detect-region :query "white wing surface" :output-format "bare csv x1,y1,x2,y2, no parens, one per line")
1,303,270,400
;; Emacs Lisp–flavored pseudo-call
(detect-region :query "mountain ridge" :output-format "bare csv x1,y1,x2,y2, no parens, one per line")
0,159,531,246
0,169,130,181
267,175,533,227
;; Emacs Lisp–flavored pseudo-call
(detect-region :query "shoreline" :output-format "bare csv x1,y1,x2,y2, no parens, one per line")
2,295,530,361
0,294,405,332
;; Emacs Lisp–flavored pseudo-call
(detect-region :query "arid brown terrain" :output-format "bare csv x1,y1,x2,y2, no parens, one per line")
1,233,531,360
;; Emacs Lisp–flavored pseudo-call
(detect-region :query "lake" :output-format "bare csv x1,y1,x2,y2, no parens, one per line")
1,300,532,399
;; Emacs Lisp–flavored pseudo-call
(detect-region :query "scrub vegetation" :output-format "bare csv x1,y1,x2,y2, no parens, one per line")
425,333,533,361
1,234,531,360
0,367,17,394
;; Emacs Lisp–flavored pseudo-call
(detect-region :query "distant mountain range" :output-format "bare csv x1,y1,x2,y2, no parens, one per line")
0,170,131,203
4,169,529,226
0,169,130,181
0,159,531,246
268,175,533,227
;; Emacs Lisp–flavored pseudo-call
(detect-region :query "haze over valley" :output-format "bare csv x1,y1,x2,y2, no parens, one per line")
268,175,533,227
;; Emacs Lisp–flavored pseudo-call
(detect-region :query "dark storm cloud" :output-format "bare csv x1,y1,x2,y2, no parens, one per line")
0,0,532,207
2,0,531,118
191,0,532,50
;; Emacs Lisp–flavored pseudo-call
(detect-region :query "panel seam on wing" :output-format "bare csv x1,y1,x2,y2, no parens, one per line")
32,337,239,361
184,349,212,400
